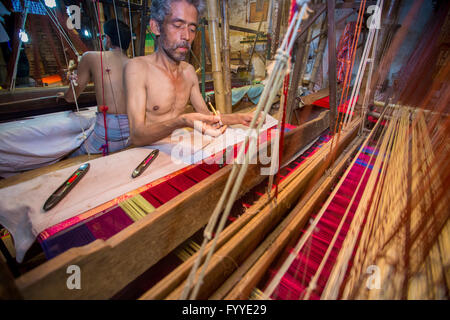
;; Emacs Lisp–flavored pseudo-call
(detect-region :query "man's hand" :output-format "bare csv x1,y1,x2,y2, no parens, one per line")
182,113,227,137
221,112,264,127
67,72,78,86
56,91,65,103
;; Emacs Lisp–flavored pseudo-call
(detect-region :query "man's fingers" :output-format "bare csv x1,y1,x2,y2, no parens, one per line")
203,123,227,137
198,113,220,124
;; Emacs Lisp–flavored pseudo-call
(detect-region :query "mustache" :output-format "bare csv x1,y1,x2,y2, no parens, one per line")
174,41,191,50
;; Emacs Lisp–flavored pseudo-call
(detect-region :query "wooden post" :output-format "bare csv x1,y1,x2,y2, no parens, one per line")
221,0,232,113
139,0,149,56
266,0,274,60
308,15,327,91
206,0,226,113
271,0,283,59
286,4,326,123
327,0,337,132
297,20,314,88
285,34,307,124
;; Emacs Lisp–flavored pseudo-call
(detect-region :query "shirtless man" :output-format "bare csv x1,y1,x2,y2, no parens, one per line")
124,0,257,146
63,19,131,156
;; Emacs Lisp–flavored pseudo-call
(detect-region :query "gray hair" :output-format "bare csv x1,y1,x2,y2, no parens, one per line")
150,0,206,26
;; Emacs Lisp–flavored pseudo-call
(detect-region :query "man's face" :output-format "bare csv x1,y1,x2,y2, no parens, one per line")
157,0,198,62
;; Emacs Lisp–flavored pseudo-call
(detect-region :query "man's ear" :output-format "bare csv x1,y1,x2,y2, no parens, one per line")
150,19,161,36
106,35,112,48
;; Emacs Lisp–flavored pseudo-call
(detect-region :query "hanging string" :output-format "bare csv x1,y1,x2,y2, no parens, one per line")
40,0,79,60
40,0,91,158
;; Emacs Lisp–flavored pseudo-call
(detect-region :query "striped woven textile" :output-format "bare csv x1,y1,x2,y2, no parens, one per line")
336,22,357,83
38,127,332,261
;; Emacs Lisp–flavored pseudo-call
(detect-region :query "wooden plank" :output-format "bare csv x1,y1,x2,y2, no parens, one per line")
139,111,330,300
301,87,330,105
163,120,360,300
219,136,363,299
13,113,328,299
0,86,96,121
0,260,22,300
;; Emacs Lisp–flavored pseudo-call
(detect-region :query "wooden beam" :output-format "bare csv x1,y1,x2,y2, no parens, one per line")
0,86,96,121
327,0,337,131
294,3,326,43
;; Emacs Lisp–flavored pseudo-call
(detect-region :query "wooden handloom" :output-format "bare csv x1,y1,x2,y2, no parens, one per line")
0,108,365,300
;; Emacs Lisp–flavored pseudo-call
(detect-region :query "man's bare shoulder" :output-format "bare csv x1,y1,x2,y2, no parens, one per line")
181,61,195,72
124,56,150,74
181,62,197,81
77,51,95,65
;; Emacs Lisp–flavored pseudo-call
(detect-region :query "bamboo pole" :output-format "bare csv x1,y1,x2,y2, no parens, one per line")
206,0,226,113
221,0,232,113
200,20,207,99
266,0,274,60
271,0,283,60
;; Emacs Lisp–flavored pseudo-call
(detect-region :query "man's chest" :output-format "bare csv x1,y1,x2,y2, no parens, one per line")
145,69,192,115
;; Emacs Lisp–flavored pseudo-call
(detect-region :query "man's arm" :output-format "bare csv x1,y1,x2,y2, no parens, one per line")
64,53,91,103
187,64,262,127
125,59,222,146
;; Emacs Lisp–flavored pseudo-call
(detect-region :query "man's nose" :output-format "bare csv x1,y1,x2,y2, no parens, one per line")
181,26,190,41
